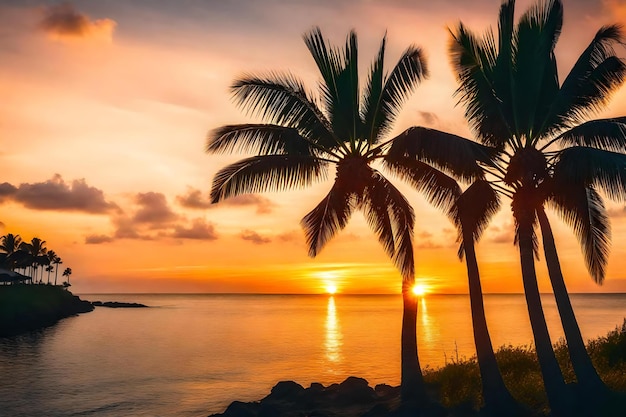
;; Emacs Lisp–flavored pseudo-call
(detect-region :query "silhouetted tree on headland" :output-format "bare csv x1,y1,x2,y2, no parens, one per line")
207,27,463,406
62,267,72,287
1,233,70,286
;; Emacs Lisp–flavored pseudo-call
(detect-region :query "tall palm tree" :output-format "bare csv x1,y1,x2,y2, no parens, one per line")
45,265,54,284
21,238,47,284
53,256,63,285
387,129,522,415
46,251,58,284
431,0,626,415
207,27,461,404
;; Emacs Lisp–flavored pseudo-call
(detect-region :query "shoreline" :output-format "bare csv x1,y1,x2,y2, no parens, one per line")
0,285,148,337
0,284,93,337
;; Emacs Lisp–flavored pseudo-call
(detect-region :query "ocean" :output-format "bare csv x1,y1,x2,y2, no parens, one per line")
0,293,625,416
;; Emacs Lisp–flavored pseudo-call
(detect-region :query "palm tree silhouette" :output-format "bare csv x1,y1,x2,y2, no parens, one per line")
0,233,22,271
46,250,58,284
53,256,63,285
439,0,626,415
207,27,461,404
20,238,47,284
62,267,72,287
386,128,521,415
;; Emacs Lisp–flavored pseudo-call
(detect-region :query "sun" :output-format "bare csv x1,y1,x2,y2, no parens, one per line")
412,284,428,297
326,284,338,295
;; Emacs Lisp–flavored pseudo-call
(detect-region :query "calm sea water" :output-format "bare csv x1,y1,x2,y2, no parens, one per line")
0,293,625,416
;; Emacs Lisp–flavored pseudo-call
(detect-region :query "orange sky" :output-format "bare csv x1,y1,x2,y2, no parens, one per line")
2,0,626,294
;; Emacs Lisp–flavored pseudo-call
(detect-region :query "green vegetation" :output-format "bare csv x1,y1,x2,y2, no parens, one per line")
426,320,626,415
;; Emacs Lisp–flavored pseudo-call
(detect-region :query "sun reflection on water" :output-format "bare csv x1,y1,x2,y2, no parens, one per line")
325,296,343,363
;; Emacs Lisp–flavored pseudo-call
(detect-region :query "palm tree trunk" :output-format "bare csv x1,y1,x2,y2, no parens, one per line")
54,267,59,285
517,213,574,417
462,227,522,415
537,209,609,399
400,282,427,404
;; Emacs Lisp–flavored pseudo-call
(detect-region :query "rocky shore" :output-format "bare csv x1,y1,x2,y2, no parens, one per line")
209,377,449,417
0,284,94,337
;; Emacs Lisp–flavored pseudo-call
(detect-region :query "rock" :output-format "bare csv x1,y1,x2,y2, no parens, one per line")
222,401,259,417
374,383,398,399
361,403,390,417
335,376,376,405
91,301,148,308
267,380,304,400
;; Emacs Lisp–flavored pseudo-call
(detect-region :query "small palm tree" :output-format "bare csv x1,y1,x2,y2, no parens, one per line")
62,267,72,287
207,27,461,404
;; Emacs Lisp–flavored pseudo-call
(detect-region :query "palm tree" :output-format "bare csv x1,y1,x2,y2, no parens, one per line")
436,0,626,415
207,27,461,404
62,267,72,286
0,233,22,270
46,251,59,284
387,129,522,415
53,256,62,285
20,238,47,284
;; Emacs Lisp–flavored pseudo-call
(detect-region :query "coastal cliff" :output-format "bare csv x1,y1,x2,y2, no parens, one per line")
0,284,94,337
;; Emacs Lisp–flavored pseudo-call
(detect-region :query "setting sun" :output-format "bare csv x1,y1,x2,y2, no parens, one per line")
326,284,338,295
412,284,428,297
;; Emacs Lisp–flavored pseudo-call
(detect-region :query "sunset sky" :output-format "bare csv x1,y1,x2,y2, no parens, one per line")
2,0,626,294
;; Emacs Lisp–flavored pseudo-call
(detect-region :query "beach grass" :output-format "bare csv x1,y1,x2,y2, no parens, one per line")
424,319,626,414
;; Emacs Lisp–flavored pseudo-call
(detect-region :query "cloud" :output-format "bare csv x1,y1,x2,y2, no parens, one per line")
241,229,271,245
607,205,626,218
277,230,302,242
177,187,275,214
177,188,212,209
418,111,439,126
39,2,116,42
489,222,515,244
0,174,117,214
85,234,114,244
132,192,179,226
171,219,218,240
0,183,17,203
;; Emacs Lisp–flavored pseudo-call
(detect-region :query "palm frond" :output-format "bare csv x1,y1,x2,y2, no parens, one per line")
375,46,428,142
450,180,501,259
449,23,512,146
385,127,495,182
303,27,342,117
512,0,562,139
300,183,354,257
210,155,327,203
362,35,386,145
362,171,415,280
553,147,626,201
330,30,362,143
359,171,396,260
546,184,610,284
383,155,461,215
551,117,626,152
207,124,320,156
231,74,337,149
550,25,626,129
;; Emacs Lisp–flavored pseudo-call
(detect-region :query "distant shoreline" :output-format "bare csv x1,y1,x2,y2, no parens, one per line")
0,284,94,338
